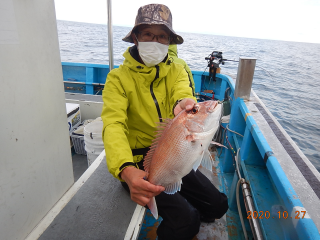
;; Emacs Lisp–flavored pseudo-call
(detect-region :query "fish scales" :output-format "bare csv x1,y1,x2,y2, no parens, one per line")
149,122,201,186
143,100,222,219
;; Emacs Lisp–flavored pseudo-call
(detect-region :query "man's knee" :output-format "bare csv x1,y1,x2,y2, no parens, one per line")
215,192,229,218
157,206,200,240
202,192,229,220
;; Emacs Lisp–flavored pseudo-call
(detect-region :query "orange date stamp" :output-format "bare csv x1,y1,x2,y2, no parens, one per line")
247,211,307,219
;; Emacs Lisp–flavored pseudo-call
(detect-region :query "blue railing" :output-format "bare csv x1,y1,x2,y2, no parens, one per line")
62,62,118,95
224,97,320,239
61,62,233,99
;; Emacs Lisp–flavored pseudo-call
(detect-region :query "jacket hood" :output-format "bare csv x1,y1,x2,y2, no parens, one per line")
168,44,178,58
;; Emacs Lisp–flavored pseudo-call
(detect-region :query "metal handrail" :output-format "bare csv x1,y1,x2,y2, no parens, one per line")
64,81,105,86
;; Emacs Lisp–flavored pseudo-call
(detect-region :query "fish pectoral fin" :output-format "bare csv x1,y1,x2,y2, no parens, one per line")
201,149,213,172
210,141,227,148
164,179,182,194
186,134,195,142
147,197,158,219
193,151,204,171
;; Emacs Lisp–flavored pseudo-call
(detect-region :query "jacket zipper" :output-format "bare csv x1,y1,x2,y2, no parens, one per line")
150,65,162,122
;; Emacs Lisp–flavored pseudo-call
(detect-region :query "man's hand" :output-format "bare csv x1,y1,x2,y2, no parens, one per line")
121,166,165,206
174,98,196,116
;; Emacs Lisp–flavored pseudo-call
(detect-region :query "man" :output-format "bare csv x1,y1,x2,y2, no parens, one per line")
101,4,228,240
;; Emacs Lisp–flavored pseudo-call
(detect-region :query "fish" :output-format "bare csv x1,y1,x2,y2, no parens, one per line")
143,100,222,219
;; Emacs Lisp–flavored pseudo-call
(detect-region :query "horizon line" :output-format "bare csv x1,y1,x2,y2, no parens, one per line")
56,19,320,45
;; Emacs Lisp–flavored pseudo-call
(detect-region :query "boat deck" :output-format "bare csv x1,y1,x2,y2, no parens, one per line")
61,93,231,239
28,91,320,239
32,151,230,240
72,153,88,182
37,153,137,240
195,164,229,240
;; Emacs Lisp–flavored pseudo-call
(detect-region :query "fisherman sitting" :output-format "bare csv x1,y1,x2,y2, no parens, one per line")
101,4,228,240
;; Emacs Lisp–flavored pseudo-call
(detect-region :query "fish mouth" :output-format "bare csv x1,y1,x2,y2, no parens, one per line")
207,101,219,112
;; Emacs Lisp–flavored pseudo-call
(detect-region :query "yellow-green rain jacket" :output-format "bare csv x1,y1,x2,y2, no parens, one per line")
168,45,195,96
101,46,196,181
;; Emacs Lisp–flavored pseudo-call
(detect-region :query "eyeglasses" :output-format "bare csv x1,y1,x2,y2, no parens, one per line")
137,31,170,45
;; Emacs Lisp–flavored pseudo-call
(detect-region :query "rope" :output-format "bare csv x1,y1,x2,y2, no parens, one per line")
226,125,244,137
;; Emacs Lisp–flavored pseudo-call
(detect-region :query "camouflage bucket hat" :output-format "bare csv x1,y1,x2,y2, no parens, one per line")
122,4,184,45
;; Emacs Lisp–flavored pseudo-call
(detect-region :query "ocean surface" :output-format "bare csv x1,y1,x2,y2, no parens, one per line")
57,20,320,171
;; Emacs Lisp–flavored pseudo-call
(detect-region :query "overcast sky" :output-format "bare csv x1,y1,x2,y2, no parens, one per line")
54,0,320,44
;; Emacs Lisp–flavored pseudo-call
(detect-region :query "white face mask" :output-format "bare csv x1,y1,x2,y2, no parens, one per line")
136,38,169,67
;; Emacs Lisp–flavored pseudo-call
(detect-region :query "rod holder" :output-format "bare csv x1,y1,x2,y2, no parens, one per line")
234,57,257,101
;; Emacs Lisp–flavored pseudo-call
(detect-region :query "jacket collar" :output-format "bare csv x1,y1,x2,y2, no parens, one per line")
123,46,172,81
129,45,142,63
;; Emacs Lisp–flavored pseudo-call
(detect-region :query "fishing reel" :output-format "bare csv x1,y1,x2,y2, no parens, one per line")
205,51,225,81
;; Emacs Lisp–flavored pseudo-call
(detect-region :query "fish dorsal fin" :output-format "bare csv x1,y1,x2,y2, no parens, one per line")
164,179,182,194
201,149,213,172
144,118,174,173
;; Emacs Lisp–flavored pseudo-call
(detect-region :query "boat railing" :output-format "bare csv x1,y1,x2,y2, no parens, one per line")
62,62,118,95
224,93,320,239
61,62,235,99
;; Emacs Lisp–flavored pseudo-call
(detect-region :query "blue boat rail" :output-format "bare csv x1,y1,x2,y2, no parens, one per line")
62,62,116,95
223,97,319,239
61,61,233,101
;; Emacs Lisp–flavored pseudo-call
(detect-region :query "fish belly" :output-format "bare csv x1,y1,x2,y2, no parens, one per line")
149,136,203,188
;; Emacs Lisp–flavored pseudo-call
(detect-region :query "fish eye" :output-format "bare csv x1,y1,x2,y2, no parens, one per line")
190,106,199,114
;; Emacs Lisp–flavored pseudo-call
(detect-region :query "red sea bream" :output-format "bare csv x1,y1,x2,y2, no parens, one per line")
144,100,222,219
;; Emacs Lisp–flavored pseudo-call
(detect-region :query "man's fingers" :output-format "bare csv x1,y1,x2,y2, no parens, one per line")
132,195,151,206
145,186,165,196
121,166,165,205
185,104,194,111
132,178,164,194
141,179,165,194
174,98,196,116
184,99,196,110
156,185,165,193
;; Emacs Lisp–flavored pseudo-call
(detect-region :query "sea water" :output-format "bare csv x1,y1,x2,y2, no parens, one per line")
57,20,320,171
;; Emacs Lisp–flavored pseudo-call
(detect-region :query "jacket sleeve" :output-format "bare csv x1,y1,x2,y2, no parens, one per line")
170,65,197,114
101,69,135,181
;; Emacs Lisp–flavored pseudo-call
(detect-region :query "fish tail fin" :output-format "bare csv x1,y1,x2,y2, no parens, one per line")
147,197,158,219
